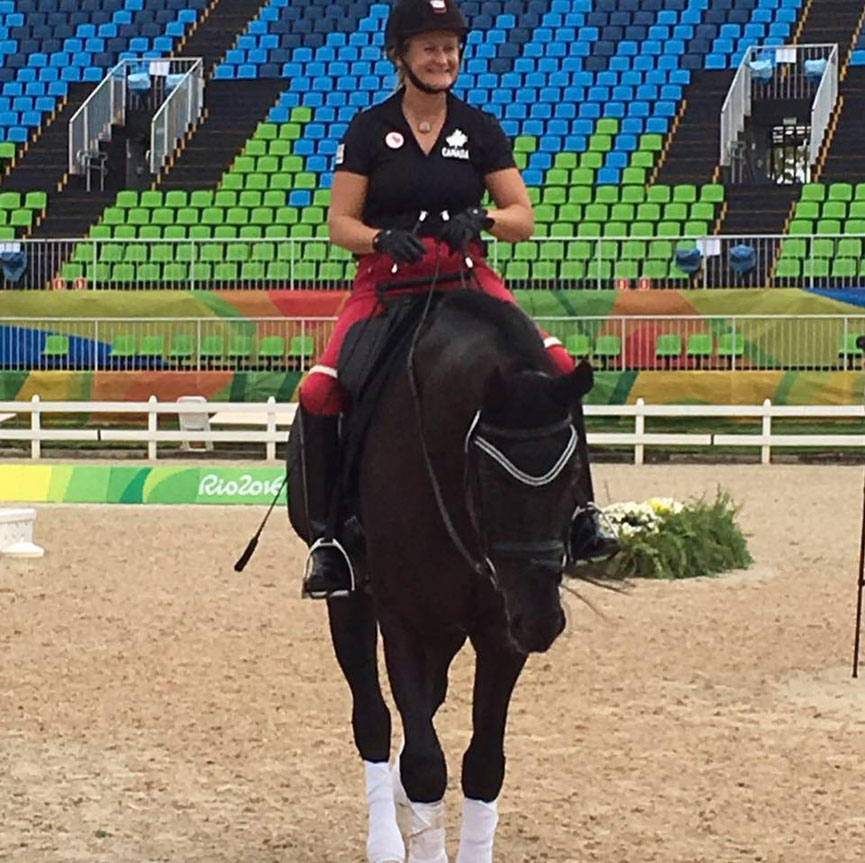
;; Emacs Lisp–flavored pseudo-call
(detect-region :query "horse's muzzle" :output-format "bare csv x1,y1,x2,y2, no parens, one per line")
508,606,566,654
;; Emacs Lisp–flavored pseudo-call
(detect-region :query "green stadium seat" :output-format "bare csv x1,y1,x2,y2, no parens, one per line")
258,336,286,364
801,183,825,202
565,333,592,357
140,190,163,208
621,185,646,204
139,335,165,361
774,258,801,279
190,190,214,208
672,185,697,204
832,258,858,279
621,240,647,260
594,334,622,361
214,262,239,281
163,263,188,281
109,334,136,360
42,334,69,359
245,139,267,157
278,122,302,140
240,261,266,280
641,260,668,280
110,262,135,282
828,183,853,202
686,333,713,360
165,190,188,209
190,262,213,281
717,333,744,363
822,201,847,220
116,190,138,208
630,150,654,169
838,238,862,258
630,222,654,238
839,334,864,358
221,173,244,191
227,334,253,364
595,185,619,205
200,335,224,364
169,334,195,363
288,335,314,363
622,167,646,185
560,260,586,279
647,185,672,204
0,191,20,209
655,333,682,360
699,184,724,203
532,260,558,279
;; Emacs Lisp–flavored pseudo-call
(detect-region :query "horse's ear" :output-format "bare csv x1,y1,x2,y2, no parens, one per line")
483,366,509,412
551,360,594,406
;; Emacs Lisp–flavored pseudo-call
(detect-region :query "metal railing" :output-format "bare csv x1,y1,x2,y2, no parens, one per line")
1,396,863,464
720,43,839,169
720,52,751,169
4,233,865,292
810,45,838,164
3,313,865,374
150,58,204,175
69,57,204,177
0,316,333,373
69,60,126,176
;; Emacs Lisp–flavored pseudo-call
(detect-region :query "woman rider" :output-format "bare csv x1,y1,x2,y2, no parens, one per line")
296,0,620,598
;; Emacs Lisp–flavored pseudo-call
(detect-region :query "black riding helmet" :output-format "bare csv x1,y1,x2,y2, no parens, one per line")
385,0,469,93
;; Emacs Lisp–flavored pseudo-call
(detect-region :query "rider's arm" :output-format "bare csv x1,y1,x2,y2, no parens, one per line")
483,167,534,243
328,171,380,255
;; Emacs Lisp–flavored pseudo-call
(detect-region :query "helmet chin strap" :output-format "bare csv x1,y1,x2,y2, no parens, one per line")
401,55,456,94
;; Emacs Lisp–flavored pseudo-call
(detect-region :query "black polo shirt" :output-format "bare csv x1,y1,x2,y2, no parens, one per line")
334,88,516,236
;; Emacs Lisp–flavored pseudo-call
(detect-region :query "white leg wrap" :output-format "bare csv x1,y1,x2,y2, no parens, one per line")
391,756,448,863
364,761,406,863
456,798,498,863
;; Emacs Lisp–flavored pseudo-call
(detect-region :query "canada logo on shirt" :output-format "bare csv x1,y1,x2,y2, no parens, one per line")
442,128,469,160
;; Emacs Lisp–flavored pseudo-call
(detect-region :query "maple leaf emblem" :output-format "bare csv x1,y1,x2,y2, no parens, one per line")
446,129,468,148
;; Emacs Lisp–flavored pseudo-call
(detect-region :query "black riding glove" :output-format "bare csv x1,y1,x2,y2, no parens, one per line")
438,207,494,254
373,229,426,264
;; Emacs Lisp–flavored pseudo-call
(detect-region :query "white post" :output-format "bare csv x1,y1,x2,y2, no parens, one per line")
266,395,276,462
30,394,40,460
148,395,157,460
635,397,645,466
761,398,772,465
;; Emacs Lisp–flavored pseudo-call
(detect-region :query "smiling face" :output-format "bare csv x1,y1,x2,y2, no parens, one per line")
399,30,461,91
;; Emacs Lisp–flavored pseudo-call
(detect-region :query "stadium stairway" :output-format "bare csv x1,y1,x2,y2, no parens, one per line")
0,82,92,196
157,79,285,190
820,67,865,183
653,68,734,186
175,0,271,75
792,0,865,48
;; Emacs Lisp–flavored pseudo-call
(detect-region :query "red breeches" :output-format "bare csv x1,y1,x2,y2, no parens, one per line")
299,238,574,416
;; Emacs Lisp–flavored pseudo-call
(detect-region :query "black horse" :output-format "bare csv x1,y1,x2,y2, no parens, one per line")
287,289,592,863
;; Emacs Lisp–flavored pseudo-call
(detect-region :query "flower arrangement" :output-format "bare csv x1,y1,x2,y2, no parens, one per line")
595,491,752,580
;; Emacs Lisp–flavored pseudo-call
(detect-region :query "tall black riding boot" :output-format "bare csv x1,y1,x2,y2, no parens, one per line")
567,400,622,565
297,406,354,599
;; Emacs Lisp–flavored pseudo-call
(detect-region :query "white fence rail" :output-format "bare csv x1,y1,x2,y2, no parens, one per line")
6,232,865,292
0,397,862,465
4,314,865,373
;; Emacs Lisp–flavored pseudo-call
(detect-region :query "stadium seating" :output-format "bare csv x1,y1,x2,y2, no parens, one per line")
776,183,865,282
0,0,208,144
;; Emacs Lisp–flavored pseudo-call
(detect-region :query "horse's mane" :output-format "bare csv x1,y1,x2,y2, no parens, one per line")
435,289,553,374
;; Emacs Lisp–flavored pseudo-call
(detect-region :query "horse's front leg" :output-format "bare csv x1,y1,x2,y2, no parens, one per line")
457,626,527,863
327,595,404,863
381,614,458,863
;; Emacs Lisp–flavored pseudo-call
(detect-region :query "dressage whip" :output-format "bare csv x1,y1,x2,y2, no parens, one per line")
853,467,865,677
